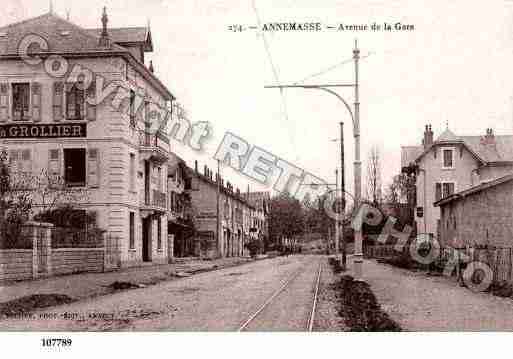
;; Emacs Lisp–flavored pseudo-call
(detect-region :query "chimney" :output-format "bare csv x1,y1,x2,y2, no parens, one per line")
98,7,111,48
482,128,496,145
194,160,198,172
149,60,154,73
423,124,433,149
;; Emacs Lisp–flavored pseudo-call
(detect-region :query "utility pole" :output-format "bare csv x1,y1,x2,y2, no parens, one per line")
265,39,363,279
353,39,363,280
340,121,346,271
216,159,221,258
335,168,339,256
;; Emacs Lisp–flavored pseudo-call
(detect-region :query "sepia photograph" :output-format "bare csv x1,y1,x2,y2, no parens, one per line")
0,0,512,356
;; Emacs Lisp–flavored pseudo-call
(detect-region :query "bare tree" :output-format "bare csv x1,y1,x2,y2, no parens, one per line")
366,145,383,207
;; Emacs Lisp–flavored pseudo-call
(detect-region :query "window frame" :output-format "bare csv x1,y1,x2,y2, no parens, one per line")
441,147,455,169
65,81,85,121
11,82,31,121
129,212,135,250
435,181,456,201
63,147,87,187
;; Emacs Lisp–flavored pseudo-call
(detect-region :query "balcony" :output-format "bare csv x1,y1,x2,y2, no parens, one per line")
138,130,170,165
152,189,167,208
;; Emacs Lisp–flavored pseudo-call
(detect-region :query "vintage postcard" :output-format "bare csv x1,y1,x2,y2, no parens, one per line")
0,0,512,356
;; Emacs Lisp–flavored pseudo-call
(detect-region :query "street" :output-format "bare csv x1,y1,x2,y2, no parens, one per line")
0,255,325,331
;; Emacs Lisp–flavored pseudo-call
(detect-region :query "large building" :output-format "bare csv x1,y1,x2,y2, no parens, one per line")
0,10,177,267
186,162,264,258
401,125,513,239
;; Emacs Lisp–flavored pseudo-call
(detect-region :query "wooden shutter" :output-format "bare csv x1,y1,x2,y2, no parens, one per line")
53,82,64,121
48,149,61,187
0,83,9,122
435,183,442,202
21,149,31,174
65,82,74,120
86,80,96,121
8,149,20,172
31,82,41,122
88,148,100,188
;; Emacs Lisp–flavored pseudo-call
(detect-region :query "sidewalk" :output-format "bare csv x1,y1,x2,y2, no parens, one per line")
347,257,513,331
0,257,254,305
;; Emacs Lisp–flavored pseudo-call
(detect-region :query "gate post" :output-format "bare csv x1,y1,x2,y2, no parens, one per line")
27,223,39,279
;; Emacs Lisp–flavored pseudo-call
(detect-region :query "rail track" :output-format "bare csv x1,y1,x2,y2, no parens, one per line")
238,258,323,331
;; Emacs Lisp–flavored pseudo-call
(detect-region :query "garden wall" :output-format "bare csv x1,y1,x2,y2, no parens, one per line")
0,250,33,281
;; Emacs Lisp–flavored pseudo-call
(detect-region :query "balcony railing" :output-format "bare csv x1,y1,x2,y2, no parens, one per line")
138,130,170,150
152,190,167,208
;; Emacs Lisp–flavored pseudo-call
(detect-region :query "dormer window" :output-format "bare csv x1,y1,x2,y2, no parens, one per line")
442,148,454,169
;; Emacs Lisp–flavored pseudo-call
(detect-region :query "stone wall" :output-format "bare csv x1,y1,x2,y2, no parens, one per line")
0,250,33,281
439,179,513,248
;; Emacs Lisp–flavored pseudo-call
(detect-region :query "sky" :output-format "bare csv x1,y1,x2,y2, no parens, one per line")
3,0,513,198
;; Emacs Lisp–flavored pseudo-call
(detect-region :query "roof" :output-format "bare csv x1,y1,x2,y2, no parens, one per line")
0,12,173,100
401,132,513,168
0,12,127,54
185,166,255,209
436,128,458,142
84,27,152,51
434,173,513,207
244,191,270,213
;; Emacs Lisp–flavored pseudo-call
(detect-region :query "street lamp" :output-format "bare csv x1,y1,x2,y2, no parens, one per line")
265,40,363,279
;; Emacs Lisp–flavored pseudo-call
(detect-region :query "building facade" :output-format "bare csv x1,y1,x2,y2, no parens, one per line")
435,174,513,248
401,125,513,239
186,162,257,258
0,11,177,267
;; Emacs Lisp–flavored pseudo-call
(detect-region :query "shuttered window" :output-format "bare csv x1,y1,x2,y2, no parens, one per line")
435,183,442,202
31,82,41,122
129,212,135,250
66,82,85,120
86,80,96,121
0,83,9,122
63,148,86,187
8,149,31,175
87,148,100,188
442,182,455,198
53,82,64,121
12,83,30,121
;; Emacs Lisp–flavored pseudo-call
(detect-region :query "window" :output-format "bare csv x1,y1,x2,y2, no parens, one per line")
442,148,454,168
129,153,135,191
435,182,455,201
442,182,455,198
129,212,135,249
157,218,162,250
63,148,86,187
66,82,85,120
12,83,30,121
157,167,162,191
129,90,136,127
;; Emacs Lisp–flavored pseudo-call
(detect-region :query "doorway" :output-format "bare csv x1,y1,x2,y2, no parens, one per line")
142,216,152,262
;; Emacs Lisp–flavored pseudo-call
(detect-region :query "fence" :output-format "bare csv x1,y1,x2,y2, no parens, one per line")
365,244,513,285
0,222,121,282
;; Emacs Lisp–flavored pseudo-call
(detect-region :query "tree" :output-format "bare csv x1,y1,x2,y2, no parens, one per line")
366,145,383,207
268,191,305,245
0,149,88,247
385,173,417,225
0,152,32,247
